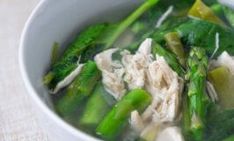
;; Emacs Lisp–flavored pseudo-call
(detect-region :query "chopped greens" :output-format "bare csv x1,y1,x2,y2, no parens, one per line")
43,0,234,141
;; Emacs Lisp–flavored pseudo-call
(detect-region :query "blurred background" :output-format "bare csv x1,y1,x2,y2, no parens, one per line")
0,0,49,140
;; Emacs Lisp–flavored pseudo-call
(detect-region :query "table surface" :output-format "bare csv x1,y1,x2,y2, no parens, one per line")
0,0,50,140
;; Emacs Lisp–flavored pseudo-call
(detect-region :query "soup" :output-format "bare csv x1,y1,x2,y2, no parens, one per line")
43,0,234,140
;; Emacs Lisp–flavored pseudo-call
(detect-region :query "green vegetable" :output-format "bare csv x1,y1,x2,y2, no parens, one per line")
211,3,224,18
55,61,101,117
164,32,186,66
51,42,59,66
182,91,191,138
208,66,234,109
184,47,210,141
223,135,234,141
206,108,234,141
176,19,234,56
188,0,224,26
152,17,189,44
152,42,185,76
96,89,152,140
105,0,160,48
44,0,161,89
223,6,234,27
44,24,107,88
79,83,115,129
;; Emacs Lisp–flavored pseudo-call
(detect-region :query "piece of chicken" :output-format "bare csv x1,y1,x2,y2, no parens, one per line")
127,38,184,141
156,126,184,141
96,38,184,141
144,55,182,122
216,51,234,74
94,48,126,100
122,38,153,89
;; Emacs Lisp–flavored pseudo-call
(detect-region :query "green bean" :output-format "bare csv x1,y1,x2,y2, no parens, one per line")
79,83,115,128
96,89,152,140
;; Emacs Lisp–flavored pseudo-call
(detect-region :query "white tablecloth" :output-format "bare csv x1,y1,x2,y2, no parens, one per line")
0,0,50,140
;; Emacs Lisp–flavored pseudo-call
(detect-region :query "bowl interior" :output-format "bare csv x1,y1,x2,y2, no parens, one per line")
22,0,143,110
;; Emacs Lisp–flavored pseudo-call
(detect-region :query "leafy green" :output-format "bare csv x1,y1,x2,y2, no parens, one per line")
205,108,234,141
45,0,161,89
176,19,234,56
45,24,108,88
55,61,101,117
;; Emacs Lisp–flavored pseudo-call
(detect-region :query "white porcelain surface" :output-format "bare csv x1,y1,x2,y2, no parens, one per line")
19,0,143,141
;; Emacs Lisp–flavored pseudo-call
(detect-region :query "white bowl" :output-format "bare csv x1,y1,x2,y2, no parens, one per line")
19,0,142,140
19,0,234,141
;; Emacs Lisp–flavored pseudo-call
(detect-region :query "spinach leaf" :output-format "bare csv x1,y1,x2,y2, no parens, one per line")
176,19,234,56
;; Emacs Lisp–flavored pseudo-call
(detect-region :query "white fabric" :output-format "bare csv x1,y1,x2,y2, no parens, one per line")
0,0,49,140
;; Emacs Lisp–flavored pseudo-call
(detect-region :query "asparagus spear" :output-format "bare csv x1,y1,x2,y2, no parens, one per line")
79,83,115,129
96,89,152,140
44,0,160,89
184,47,210,141
152,42,185,76
55,61,101,117
164,32,186,66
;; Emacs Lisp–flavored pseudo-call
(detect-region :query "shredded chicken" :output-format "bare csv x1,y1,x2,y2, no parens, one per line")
218,0,234,9
206,81,219,102
144,55,182,122
156,6,174,28
210,33,220,59
130,110,145,133
214,51,234,74
140,122,162,141
122,38,153,89
156,126,184,141
51,60,84,94
95,38,184,140
94,48,126,100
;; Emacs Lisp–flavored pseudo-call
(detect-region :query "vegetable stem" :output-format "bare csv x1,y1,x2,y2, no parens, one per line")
79,83,115,129
152,42,184,76
96,89,152,140
106,0,160,47
184,47,210,141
